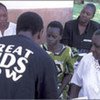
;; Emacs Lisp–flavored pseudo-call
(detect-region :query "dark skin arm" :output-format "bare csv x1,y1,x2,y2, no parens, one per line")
69,83,81,99
58,73,72,96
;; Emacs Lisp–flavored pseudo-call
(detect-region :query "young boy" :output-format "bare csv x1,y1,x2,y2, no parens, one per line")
43,21,78,99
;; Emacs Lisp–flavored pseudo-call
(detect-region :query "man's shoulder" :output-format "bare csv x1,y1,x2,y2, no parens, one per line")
90,20,100,26
81,52,93,63
65,19,77,25
9,22,16,27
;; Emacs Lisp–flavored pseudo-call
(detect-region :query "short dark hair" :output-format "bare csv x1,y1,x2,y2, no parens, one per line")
94,29,100,35
47,21,63,36
0,3,7,11
85,3,96,16
16,12,43,36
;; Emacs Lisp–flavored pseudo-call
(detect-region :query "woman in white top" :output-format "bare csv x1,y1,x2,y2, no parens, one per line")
0,3,16,37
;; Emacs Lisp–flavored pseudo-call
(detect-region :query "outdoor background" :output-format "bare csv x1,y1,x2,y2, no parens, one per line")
73,0,100,23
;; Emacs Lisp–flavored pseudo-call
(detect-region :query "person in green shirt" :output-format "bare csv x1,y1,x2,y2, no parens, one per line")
42,21,78,99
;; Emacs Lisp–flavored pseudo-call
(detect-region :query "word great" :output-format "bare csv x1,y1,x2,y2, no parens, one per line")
0,44,34,81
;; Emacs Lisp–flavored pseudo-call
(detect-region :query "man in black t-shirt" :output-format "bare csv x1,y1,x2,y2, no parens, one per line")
61,3,100,54
0,12,58,99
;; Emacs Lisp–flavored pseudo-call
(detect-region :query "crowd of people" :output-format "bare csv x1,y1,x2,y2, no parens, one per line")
0,2,100,99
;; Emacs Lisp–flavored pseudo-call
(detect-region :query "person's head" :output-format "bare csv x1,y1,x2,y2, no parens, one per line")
79,3,96,23
91,29,100,60
16,11,44,44
0,3,8,28
46,21,63,47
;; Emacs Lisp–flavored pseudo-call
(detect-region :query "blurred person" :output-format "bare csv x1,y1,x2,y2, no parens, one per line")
61,3,100,55
42,21,78,99
0,12,58,99
69,29,100,99
0,2,16,37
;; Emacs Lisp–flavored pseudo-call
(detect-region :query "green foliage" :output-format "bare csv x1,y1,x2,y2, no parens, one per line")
85,0,100,3
73,2,100,23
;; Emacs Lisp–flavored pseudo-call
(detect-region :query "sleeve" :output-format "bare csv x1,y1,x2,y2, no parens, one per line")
43,57,58,99
36,54,58,99
66,48,74,74
60,22,71,45
70,57,85,87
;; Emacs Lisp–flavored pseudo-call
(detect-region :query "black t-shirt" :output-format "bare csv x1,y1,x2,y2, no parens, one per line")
0,35,58,99
61,18,100,53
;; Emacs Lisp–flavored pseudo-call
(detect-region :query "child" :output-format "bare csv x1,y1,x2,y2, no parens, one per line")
43,21,78,99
